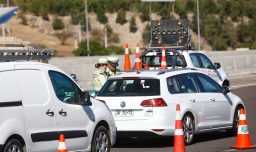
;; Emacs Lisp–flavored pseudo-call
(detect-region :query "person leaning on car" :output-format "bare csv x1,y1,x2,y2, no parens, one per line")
92,58,108,92
106,56,121,77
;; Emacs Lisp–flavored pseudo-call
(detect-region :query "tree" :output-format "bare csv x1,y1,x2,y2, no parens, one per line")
129,16,138,33
142,24,151,44
55,31,72,45
52,16,64,30
116,10,127,25
97,11,108,24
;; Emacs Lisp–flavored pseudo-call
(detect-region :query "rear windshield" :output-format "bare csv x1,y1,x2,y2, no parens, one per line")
98,78,160,96
142,55,185,67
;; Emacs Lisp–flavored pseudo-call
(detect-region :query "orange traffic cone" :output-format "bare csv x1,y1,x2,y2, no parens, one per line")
231,108,256,150
124,43,131,71
57,134,67,152
174,104,185,152
161,47,167,70
134,44,141,70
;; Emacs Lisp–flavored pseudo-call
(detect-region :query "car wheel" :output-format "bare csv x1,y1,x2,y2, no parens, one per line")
3,139,24,152
92,126,111,152
228,106,242,135
182,114,195,145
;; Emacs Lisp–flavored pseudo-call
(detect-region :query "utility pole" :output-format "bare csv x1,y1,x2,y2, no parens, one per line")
85,0,90,56
104,27,108,48
196,0,201,51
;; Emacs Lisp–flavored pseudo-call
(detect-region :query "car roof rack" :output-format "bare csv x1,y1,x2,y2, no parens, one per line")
0,49,52,62
0,37,52,62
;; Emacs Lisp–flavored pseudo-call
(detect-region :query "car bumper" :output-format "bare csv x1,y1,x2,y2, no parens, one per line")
114,118,175,137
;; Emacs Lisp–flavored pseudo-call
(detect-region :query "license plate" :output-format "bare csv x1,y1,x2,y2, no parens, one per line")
113,110,134,117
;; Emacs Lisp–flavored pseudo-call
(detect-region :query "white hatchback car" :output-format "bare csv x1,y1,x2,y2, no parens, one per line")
0,62,116,152
96,69,244,144
141,50,229,87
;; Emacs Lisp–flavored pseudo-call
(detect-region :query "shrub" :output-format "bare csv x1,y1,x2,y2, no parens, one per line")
116,10,127,25
129,16,137,33
52,16,64,30
19,14,28,25
97,11,108,24
142,24,151,45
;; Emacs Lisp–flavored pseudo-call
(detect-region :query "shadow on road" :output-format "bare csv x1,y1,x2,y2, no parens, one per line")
113,131,234,148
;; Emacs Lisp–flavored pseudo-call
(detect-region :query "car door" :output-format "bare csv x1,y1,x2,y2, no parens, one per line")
175,73,212,130
48,70,91,151
198,53,221,82
15,67,58,152
194,73,232,128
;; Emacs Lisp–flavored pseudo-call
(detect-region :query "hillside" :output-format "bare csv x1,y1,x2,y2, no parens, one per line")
5,0,256,56
9,11,212,56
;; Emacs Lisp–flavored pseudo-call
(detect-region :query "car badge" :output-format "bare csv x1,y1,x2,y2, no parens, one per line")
120,101,126,108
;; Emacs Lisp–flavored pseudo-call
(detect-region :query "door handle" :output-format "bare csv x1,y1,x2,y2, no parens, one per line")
46,109,54,117
210,98,215,102
59,109,67,116
189,99,195,102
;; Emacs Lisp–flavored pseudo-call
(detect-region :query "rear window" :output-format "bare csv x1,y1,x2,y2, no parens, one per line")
142,55,185,67
98,78,160,96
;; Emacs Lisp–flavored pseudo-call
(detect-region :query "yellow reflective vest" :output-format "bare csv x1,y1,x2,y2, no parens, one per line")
92,70,108,91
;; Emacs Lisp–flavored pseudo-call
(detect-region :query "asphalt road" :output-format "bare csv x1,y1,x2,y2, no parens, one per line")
111,78,256,152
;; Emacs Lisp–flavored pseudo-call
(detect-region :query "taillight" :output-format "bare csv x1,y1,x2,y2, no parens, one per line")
140,98,167,107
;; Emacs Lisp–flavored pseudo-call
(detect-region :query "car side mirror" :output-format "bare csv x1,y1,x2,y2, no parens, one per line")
214,63,221,69
223,86,231,94
82,91,92,106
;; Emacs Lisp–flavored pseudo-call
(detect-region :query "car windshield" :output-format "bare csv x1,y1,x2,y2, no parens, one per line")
98,78,160,96
142,55,185,67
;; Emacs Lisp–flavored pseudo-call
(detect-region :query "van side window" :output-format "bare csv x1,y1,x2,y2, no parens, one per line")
49,71,84,104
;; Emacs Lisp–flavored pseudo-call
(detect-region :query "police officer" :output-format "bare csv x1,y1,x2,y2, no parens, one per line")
107,56,121,77
92,58,108,92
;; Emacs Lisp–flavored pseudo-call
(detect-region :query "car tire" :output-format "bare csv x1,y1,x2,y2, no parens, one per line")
182,114,195,145
3,139,24,152
228,106,243,135
92,126,111,152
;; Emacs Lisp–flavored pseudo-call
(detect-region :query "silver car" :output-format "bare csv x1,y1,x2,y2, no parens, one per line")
96,69,244,144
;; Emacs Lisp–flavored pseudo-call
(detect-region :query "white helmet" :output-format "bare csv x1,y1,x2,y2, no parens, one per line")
97,58,108,64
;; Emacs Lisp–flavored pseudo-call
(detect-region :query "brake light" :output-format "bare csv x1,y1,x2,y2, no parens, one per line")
140,98,167,107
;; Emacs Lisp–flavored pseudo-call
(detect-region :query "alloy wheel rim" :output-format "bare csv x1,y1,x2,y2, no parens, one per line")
7,145,21,152
183,116,194,144
95,131,109,152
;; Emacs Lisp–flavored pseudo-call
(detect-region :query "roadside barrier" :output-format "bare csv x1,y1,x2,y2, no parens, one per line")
161,47,167,70
124,43,131,71
174,104,186,152
231,108,256,150
57,134,67,152
134,44,141,70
